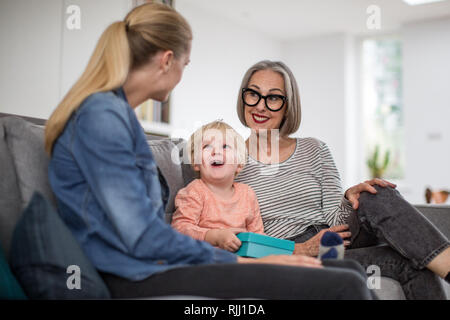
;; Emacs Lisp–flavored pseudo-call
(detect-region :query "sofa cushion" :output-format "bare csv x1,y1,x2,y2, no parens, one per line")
414,205,450,238
0,244,27,300
375,277,406,300
175,139,198,187
2,116,56,209
9,192,111,299
414,205,450,299
147,139,184,222
0,119,23,259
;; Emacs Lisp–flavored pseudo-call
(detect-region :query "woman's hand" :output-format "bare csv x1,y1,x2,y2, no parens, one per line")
293,225,351,257
205,228,246,252
237,254,323,268
345,178,397,210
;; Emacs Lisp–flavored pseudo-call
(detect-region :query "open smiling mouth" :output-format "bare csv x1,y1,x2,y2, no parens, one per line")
210,160,224,167
252,113,270,124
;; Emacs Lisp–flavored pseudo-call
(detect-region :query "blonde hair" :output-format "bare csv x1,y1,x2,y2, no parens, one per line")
45,2,192,155
187,121,247,174
236,60,302,137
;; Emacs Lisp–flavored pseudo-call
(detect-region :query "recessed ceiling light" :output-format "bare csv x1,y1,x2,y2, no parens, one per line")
403,0,447,5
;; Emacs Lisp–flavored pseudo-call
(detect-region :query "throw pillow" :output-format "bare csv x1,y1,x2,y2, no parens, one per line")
9,192,111,299
0,244,27,300
3,116,56,209
147,139,184,221
0,119,23,259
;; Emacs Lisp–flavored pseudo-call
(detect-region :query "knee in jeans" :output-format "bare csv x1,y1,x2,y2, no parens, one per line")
358,185,398,214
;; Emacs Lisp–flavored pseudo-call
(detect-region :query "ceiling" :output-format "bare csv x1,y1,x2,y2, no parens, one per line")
184,0,450,40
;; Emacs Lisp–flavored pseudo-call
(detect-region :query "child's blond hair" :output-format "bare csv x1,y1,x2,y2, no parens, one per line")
187,121,247,174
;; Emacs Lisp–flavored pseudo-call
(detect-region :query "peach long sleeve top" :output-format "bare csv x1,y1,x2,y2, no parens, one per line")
171,179,264,241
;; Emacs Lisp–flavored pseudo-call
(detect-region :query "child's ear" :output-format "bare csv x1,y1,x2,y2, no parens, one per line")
193,164,201,172
235,164,244,175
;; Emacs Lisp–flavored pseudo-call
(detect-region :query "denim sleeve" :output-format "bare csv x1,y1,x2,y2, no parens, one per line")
71,98,237,265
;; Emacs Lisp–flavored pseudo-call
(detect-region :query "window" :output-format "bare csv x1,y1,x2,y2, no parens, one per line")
362,38,404,180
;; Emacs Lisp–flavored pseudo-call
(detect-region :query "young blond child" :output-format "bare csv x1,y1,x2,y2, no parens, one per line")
171,120,264,252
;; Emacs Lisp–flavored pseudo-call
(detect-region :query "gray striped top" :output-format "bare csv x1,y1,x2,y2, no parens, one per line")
235,137,353,239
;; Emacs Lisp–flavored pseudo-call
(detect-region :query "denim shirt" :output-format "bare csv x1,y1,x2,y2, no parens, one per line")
48,88,237,281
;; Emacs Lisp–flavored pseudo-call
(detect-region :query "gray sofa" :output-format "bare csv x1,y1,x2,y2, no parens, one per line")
0,114,448,300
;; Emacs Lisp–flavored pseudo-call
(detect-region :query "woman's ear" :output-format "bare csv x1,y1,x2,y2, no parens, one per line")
160,50,174,73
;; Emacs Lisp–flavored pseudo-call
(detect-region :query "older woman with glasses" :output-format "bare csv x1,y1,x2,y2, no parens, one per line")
234,60,450,300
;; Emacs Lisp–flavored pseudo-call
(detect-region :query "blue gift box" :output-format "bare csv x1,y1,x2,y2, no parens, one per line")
235,232,295,258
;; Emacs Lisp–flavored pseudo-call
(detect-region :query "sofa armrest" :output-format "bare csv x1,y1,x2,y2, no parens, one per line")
414,204,450,238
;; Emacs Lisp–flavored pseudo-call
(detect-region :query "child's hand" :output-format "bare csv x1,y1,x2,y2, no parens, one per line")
205,228,246,252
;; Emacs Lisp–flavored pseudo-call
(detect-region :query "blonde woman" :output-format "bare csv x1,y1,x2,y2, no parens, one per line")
45,4,373,299
234,60,450,299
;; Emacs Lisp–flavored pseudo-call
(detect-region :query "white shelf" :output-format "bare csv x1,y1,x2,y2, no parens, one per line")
139,120,172,137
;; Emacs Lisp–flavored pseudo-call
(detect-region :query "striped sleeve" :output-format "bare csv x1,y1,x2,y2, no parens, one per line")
319,142,353,226
235,138,354,239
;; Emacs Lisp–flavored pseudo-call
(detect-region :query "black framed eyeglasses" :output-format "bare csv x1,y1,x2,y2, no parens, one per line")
242,88,287,112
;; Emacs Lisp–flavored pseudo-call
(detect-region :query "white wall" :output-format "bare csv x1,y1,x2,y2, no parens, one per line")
0,0,130,119
172,1,283,140
282,34,358,189
0,0,63,119
402,17,450,204
60,0,131,99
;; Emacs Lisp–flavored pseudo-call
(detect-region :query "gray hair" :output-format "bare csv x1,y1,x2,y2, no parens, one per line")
236,60,301,137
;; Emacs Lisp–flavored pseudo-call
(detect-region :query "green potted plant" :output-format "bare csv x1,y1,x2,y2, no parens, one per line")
367,145,390,179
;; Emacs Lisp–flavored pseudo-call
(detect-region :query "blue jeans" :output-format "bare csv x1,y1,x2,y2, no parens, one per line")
101,261,375,299
289,185,449,300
